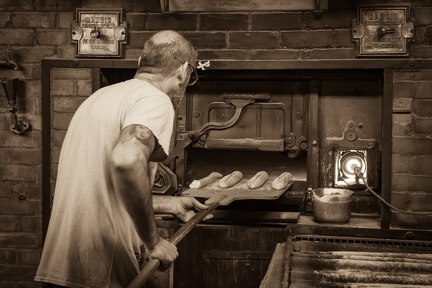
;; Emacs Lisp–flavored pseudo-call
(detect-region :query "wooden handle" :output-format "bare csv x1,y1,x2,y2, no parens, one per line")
128,195,225,288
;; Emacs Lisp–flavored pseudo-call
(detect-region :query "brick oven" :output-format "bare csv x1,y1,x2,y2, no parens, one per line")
1,1,432,287
40,57,432,287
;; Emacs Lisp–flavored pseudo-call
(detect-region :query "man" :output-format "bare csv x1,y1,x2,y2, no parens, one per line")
35,30,207,288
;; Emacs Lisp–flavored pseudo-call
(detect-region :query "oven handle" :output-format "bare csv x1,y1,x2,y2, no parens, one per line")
127,194,227,288
162,99,254,166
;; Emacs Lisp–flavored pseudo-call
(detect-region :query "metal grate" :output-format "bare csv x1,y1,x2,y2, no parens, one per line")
293,235,432,249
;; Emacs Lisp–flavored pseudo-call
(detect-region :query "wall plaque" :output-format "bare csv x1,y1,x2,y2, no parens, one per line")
72,9,127,58
352,5,414,57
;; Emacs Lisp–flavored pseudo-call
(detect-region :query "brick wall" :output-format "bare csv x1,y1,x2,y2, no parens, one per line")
392,69,432,229
0,0,431,287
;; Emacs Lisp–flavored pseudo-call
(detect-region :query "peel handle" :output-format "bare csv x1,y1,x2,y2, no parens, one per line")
128,194,226,288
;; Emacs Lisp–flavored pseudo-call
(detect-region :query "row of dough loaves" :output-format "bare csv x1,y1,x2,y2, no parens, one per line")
189,171,293,190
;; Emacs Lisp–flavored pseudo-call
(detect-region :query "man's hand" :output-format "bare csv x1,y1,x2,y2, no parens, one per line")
174,196,213,222
147,238,178,270
153,196,213,222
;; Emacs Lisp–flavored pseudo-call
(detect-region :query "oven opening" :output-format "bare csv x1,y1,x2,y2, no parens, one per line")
98,67,384,219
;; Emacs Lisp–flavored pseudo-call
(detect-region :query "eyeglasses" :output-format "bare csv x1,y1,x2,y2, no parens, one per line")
182,61,198,86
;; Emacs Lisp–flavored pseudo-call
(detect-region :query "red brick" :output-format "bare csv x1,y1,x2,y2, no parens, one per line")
76,80,92,96
414,81,432,99
0,165,36,181
392,154,411,174
0,13,10,27
390,191,411,211
0,149,12,164
147,13,197,31
52,96,84,113
20,216,42,233
128,31,153,48
0,264,39,281
305,10,356,29
18,249,40,265
0,182,30,198
393,98,412,113
198,49,248,60
411,46,432,58
392,173,432,192
251,13,301,30
37,29,70,45
334,29,353,47
412,192,432,212
15,46,56,63
413,118,432,135
126,13,147,31
52,113,73,130
13,12,56,28
412,100,432,117
249,49,300,60
0,216,17,232
0,199,41,215
201,13,248,31
229,32,279,49
301,48,354,59
183,31,226,49
410,155,432,175
34,0,57,11
9,149,41,165
0,233,40,248
0,28,34,45
50,79,74,96
394,69,432,81
392,136,432,154
0,250,16,264
51,131,66,147
281,30,333,48
392,114,412,136
0,0,20,11
412,7,432,25
58,45,76,59
392,82,414,99
51,68,92,80
58,12,74,29
0,131,39,148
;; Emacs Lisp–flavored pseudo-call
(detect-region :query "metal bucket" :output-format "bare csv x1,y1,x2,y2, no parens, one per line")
312,188,353,223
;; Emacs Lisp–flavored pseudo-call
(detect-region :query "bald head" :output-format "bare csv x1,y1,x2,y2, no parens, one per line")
137,30,196,76
150,30,185,45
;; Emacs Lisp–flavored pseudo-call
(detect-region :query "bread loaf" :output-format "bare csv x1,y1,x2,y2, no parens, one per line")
247,171,268,189
218,171,243,188
271,172,293,190
189,172,223,188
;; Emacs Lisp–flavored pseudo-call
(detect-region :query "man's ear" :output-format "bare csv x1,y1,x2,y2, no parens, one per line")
177,62,189,83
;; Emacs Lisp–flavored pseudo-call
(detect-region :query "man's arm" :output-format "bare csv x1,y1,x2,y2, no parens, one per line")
109,124,175,256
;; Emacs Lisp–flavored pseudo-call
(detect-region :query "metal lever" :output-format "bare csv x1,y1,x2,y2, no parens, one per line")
162,99,254,166
377,27,395,39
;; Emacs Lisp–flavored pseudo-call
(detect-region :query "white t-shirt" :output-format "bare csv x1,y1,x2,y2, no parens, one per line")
35,79,175,288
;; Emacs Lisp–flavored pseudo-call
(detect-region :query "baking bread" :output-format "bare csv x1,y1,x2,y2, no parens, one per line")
189,172,223,188
218,171,243,188
271,172,293,190
247,171,268,189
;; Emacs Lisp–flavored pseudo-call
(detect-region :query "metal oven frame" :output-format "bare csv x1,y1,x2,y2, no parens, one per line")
41,58,432,241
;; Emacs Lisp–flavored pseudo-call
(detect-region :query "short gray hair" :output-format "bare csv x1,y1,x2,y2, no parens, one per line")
137,30,197,76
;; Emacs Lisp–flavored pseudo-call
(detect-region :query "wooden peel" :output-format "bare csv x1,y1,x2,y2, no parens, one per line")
127,194,227,288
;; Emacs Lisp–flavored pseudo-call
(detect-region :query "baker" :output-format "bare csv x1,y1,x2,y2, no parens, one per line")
35,30,209,288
